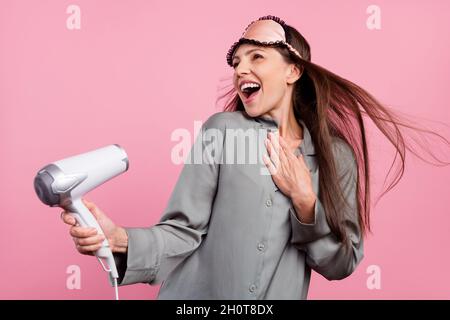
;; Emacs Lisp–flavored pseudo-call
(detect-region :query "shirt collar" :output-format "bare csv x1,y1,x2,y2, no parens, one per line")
251,113,316,156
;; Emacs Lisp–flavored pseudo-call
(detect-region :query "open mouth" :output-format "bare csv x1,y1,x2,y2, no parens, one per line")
240,83,261,100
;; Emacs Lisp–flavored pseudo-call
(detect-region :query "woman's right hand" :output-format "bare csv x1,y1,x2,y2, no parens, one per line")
61,198,128,255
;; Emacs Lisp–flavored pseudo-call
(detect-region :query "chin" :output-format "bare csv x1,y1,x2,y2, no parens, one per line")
243,105,265,118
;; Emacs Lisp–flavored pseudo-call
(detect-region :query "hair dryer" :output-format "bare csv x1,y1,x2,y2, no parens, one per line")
33,144,129,300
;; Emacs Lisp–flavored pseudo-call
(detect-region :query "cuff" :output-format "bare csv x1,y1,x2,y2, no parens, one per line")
112,251,128,285
114,227,162,286
290,198,332,246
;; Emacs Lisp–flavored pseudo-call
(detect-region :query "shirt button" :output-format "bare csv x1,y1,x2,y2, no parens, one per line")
265,199,272,207
257,243,265,251
249,284,257,293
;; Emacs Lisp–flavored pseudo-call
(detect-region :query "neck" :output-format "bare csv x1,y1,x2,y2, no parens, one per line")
264,105,303,141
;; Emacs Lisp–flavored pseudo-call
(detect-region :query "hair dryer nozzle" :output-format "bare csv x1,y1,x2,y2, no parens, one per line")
34,165,61,206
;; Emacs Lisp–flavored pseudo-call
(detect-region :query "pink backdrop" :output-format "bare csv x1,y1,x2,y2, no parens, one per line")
1,0,449,299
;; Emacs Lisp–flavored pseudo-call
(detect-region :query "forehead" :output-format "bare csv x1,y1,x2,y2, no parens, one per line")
232,44,269,60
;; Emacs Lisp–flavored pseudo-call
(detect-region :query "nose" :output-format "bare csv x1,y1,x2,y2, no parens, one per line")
235,59,251,76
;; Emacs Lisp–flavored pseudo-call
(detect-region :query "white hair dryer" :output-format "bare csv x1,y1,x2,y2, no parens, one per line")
33,144,129,300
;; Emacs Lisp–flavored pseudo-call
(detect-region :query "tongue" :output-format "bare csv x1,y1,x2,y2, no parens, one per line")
247,88,260,99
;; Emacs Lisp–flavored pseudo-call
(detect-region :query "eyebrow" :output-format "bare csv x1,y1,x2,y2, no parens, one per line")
232,48,265,62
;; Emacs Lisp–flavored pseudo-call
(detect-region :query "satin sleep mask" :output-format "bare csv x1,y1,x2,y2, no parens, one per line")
226,15,303,67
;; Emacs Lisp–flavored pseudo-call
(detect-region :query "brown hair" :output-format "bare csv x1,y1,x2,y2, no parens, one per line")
217,23,449,244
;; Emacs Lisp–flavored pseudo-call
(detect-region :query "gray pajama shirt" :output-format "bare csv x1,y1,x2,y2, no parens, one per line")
113,110,364,299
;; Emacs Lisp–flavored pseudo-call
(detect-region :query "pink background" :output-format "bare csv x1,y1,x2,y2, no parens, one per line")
1,0,449,299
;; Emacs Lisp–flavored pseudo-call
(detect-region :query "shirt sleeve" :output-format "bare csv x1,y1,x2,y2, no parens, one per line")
289,139,364,280
113,113,225,286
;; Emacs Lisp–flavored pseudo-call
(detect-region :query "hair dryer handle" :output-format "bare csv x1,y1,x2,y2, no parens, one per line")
66,198,119,281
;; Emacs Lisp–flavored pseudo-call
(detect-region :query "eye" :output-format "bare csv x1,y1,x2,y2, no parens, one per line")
232,54,263,69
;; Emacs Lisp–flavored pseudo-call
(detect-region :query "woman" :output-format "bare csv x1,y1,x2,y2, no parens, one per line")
62,15,448,299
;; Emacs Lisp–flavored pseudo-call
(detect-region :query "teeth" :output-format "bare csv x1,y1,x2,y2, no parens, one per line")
240,82,261,92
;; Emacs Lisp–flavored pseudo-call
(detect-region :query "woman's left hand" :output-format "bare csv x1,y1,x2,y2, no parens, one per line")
263,131,316,205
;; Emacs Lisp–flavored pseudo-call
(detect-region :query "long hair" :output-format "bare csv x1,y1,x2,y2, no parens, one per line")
217,23,449,243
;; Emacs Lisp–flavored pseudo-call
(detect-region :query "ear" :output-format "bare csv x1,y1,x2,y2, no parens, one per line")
286,64,302,84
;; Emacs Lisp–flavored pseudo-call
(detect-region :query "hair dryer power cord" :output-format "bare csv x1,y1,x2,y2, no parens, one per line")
113,278,119,300
96,256,120,300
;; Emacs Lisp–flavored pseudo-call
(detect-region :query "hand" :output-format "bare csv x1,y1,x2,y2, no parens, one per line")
61,198,128,255
263,132,317,223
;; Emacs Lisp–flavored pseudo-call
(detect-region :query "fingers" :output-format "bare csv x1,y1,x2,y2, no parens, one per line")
61,201,104,256
266,132,293,172
70,225,98,238
265,133,312,174
61,211,77,226
263,153,277,176
269,131,280,154
75,234,105,246
76,242,103,255
278,135,295,160
265,136,280,169
277,134,309,168
270,132,289,162
70,225,105,255
82,198,94,209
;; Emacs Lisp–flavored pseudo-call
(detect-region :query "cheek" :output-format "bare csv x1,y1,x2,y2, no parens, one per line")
260,67,284,93
262,78,286,100
232,77,239,92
